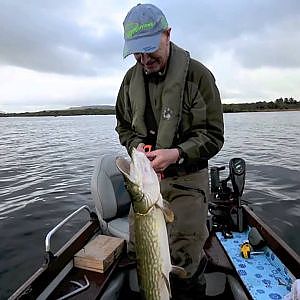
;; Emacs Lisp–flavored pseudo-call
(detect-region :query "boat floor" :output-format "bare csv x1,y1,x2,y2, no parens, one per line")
47,234,243,299
49,267,235,300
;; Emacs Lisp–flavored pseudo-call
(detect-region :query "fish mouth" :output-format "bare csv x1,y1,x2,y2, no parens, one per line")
116,156,143,203
116,157,130,178
116,148,141,182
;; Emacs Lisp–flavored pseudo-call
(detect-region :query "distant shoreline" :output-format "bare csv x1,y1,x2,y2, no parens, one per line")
1,100,299,117
224,108,300,113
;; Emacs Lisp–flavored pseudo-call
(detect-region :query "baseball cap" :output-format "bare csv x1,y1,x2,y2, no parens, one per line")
123,4,168,58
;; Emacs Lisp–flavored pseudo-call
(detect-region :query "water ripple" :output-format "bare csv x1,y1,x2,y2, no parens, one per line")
0,113,299,298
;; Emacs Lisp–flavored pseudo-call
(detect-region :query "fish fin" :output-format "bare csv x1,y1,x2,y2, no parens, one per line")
162,272,172,298
155,199,174,223
162,199,175,223
171,265,188,278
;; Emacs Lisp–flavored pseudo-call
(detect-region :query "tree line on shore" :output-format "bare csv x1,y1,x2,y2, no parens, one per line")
223,97,299,113
1,98,299,117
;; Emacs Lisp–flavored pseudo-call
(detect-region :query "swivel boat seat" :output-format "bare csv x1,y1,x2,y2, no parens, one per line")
91,154,134,299
91,153,131,241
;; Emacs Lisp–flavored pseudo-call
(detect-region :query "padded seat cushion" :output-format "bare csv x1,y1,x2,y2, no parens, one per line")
91,154,131,221
91,154,131,242
108,217,129,241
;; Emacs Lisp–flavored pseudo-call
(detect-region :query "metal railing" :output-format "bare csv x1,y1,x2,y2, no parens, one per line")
45,205,91,253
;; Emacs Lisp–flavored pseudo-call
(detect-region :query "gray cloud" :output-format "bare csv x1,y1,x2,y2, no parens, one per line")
159,0,300,68
1,0,300,77
233,19,300,69
0,0,123,76
1,0,300,113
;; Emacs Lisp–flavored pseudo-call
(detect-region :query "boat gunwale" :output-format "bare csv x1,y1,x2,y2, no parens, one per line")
9,218,100,299
9,205,300,299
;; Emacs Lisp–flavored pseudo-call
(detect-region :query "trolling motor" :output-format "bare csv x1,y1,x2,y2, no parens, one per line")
209,158,246,234
230,158,246,232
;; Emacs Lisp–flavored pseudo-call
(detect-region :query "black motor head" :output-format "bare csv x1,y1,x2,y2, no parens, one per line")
229,158,246,197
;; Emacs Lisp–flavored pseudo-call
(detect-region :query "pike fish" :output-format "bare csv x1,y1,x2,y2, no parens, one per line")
116,149,184,300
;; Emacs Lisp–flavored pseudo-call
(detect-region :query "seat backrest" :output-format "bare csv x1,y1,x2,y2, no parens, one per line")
91,154,131,221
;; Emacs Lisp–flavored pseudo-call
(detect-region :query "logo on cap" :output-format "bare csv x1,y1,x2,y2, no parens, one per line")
125,21,155,39
122,4,168,58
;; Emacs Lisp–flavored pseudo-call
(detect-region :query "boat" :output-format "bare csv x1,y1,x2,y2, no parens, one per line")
9,154,300,300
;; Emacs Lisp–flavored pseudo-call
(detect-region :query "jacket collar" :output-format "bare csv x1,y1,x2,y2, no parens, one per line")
129,42,190,149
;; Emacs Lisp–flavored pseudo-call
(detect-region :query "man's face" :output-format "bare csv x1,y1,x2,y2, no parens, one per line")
134,29,171,74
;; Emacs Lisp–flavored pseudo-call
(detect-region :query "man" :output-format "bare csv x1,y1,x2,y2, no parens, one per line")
115,3,224,299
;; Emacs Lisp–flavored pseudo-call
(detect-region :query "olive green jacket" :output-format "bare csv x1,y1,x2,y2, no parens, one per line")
115,42,224,165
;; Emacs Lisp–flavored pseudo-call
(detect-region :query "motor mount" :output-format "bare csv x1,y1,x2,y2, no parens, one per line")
209,158,246,234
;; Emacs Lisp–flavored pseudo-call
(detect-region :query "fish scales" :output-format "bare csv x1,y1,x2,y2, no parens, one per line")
116,149,172,300
135,207,166,299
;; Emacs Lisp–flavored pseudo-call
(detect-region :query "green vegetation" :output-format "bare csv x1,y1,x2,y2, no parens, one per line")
0,98,299,117
0,107,116,117
223,97,300,113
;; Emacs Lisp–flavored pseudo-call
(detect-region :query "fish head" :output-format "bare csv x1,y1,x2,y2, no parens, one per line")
116,148,160,214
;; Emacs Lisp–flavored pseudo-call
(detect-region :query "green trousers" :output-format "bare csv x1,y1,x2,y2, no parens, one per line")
160,168,209,277
128,168,209,279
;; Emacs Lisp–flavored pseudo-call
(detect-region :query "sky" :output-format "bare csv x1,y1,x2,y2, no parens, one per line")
0,0,300,113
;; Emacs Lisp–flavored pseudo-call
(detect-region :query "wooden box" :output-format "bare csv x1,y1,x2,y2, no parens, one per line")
74,235,125,273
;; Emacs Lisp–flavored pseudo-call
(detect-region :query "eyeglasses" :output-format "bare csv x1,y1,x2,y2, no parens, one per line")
134,52,155,59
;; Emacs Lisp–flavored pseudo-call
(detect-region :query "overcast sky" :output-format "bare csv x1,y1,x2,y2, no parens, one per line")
0,0,300,113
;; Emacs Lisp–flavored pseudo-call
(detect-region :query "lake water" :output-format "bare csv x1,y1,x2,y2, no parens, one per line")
0,112,299,298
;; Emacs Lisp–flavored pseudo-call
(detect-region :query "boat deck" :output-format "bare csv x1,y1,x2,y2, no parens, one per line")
9,206,299,300
216,228,293,300
47,233,245,299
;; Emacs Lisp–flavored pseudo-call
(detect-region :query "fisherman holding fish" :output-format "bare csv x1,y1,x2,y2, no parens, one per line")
116,3,224,299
